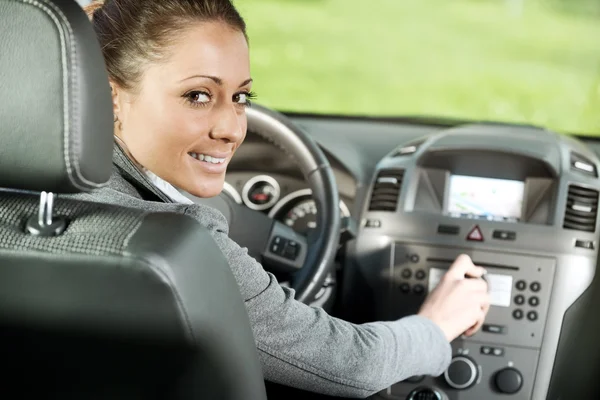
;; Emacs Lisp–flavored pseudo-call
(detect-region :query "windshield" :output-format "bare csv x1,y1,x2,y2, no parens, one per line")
239,0,600,136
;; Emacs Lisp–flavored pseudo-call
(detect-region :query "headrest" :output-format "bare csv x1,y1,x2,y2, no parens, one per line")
0,0,113,193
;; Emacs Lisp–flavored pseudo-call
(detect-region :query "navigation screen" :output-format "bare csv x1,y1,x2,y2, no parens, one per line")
447,175,524,221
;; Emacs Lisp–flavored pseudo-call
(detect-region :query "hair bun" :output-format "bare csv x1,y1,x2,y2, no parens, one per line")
83,0,105,21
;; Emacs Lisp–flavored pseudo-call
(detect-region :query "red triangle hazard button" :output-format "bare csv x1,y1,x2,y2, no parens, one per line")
467,225,484,241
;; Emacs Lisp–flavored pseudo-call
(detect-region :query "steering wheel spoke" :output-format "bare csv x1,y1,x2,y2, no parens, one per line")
262,221,308,274
208,104,341,304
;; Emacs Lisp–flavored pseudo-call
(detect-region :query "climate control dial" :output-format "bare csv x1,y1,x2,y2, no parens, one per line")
443,356,478,389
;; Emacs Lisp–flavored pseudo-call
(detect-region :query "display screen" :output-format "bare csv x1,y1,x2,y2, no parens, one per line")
447,175,524,222
428,268,513,307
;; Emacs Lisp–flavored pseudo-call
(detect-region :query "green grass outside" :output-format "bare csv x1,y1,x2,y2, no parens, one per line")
237,0,600,136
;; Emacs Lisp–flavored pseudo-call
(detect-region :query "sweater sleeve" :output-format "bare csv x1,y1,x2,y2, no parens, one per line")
185,204,452,398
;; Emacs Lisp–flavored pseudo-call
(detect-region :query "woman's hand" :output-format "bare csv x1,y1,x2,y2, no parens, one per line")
417,254,490,342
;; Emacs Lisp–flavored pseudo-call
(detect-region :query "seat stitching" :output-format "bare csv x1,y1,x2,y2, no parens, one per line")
22,0,104,190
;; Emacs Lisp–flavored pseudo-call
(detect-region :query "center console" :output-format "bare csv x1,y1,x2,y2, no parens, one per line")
345,124,600,400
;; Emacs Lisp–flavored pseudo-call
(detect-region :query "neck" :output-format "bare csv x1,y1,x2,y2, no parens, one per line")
112,140,174,203
113,135,146,172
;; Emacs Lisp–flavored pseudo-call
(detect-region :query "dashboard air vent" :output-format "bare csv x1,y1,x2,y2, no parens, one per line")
563,185,599,233
368,169,404,211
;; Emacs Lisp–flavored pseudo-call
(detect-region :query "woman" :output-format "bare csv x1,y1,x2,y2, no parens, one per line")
79,0,490,397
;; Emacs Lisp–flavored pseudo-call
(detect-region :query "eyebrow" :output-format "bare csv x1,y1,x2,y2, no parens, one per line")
180,75,252,88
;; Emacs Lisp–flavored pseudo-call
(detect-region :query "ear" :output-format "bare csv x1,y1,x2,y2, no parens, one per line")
109,80,123,120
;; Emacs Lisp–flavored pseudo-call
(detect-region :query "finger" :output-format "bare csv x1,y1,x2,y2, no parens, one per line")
464,322,480,337
465,310,487,336
445,254,475,279
459,278,489,293
447,255,487,281
464,325,477,337
481,300,491,316
465,266,487,280
464,320,481,336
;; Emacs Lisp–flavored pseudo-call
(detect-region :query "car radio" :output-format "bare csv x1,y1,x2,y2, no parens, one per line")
347,124,600,400
385,244,555,400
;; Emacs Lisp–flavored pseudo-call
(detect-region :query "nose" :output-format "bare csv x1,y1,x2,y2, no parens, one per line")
209,104,245,143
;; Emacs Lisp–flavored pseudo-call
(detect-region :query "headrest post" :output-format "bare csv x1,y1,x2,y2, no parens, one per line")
26,192,68,237
39,191,54,227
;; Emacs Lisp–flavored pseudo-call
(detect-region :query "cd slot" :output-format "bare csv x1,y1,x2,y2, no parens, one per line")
426,257,520,271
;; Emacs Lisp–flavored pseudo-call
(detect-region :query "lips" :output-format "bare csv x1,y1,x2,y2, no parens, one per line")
187,151,231,174
188,152,227,164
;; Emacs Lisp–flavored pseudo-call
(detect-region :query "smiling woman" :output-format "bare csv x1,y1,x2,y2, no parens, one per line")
84,0,253,198
72,0,493,398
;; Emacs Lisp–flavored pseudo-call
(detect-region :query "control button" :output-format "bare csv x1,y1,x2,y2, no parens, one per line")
406,387,443,400
492,348,504,356
530,282,541,292
444,356,478,390
410,254,420,263
529,296,539,307
282,240,300,261
493,230,516,240
438,224,460,235
270,236,287,255
399,283,411,293
494,367,523,394
413,284,425,295
515,280,527,291
513,309,524,320
401,268,412,279
415,269,426,280
527,311,538,321
466,225,484,242
481,346,504,356
365,219,381,228
514,295,525,305
404,375,425,383
483,324,505,334
575,239,595,250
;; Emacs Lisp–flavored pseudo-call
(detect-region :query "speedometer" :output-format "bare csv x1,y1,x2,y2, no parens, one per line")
283,199,319,235
268,189,350,235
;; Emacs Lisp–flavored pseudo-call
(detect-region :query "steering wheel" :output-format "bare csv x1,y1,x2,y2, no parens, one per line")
207,104,341,304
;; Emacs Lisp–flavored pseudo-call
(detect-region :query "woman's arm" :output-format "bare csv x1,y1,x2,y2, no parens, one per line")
187,204,451,398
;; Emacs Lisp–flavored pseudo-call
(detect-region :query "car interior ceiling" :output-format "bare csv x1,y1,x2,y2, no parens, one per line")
2,0,600,400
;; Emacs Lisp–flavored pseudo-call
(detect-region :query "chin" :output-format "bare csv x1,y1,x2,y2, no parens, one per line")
186,176,225,199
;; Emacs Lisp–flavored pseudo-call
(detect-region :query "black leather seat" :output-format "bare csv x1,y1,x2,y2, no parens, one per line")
0,1,266,399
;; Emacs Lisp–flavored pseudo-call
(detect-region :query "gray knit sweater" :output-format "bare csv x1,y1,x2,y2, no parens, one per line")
69,144,451,398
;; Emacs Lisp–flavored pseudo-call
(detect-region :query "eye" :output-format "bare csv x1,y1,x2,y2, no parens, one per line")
184,91,211,107
234,91,257,107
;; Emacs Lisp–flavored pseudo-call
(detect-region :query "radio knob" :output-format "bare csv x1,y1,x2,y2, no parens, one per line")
406,387,444,400
443,356,478,390
494,367,523,394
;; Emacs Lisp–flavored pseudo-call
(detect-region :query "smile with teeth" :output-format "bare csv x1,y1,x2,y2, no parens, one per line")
188,152,227,164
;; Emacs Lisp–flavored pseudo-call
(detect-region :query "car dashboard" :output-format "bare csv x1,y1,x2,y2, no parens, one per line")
224,132,358,236
225,115,600,400
352,123,600,400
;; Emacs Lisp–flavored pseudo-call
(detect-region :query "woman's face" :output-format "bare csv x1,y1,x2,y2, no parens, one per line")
113,21,251,198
